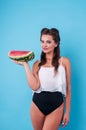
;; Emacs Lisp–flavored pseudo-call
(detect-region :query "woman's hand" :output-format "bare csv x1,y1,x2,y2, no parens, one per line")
62,113,70,127
12,60,27,66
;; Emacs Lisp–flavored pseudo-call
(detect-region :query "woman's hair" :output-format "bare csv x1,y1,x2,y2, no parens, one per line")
39,28,60,72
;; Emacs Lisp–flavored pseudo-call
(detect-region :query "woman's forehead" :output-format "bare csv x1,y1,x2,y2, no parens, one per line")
41,34,53,40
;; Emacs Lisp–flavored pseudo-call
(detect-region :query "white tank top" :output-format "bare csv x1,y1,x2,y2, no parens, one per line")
34,58,67,96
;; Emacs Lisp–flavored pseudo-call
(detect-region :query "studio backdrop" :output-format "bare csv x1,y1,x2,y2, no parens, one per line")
0,0,86,130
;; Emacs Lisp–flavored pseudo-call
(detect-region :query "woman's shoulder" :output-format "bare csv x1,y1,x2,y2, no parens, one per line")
33,60,40,69
61,56,70,62
60,56,71,67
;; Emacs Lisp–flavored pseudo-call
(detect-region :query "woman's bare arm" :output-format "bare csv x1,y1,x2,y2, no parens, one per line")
62,57,71,127
13,60,40,91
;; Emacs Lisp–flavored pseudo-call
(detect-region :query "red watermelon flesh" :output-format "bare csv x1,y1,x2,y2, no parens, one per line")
8,50,35,62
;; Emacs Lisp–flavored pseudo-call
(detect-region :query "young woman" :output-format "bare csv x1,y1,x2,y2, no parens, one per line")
14,28,71,130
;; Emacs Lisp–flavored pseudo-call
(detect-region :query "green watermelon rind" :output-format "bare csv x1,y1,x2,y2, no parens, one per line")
9,52,35,62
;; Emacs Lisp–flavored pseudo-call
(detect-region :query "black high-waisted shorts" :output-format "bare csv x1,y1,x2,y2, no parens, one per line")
32,91,63,115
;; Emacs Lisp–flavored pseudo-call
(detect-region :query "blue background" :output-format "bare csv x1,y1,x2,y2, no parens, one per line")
0,0,86,130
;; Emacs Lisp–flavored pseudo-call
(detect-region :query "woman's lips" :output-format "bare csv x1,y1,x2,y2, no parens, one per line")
43,48,48,50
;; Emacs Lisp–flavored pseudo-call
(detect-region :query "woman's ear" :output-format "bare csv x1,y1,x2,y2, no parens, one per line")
54,43,58,47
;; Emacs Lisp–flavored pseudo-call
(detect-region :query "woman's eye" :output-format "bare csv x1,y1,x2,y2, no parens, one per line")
41,41,44,44
47,40,51,44
41,40,44,43
40,40,52,44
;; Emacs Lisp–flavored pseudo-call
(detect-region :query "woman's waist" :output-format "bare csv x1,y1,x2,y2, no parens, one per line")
33,91,63,104
37,85,63,92
33,85,66,96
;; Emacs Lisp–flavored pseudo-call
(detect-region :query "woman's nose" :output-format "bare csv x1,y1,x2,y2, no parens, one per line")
43,42,47,46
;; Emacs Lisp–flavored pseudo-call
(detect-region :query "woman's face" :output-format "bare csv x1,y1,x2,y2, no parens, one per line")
41,34,57,54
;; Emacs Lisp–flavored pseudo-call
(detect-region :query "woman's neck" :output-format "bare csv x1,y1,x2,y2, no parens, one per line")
45,54,53,66
46,53,53,61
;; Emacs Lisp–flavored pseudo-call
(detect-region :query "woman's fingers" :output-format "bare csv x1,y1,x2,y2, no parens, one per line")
62,113,69,127
12,60,24,65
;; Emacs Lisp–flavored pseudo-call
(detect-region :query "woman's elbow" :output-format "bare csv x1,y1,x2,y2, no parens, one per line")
28,82,40,91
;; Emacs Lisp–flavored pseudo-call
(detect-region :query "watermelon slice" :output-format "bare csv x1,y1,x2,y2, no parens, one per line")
8,50,35,62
